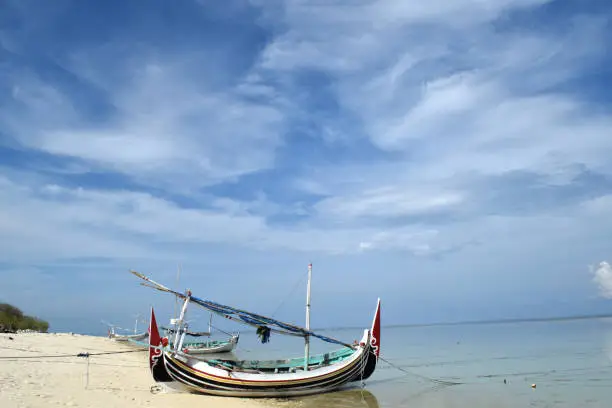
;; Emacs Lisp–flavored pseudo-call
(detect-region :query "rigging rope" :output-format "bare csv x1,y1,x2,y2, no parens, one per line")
270,269,309,318
208,322,234,338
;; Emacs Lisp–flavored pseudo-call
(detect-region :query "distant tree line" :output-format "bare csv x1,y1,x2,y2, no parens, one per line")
0,303,49,333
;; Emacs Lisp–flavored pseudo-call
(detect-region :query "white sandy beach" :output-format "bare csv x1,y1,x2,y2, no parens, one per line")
0,333,275,408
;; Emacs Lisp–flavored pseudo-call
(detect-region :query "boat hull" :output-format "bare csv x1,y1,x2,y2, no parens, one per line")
159,342,377,397
146,297,381,397
183,335,239,355
129,335,239,354
109,332,148,342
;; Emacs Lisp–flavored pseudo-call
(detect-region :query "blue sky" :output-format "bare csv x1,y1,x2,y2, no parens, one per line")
1,0,612,334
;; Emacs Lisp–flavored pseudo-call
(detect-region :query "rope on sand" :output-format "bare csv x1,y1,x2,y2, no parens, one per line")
0,348,147,389
0,349,144,360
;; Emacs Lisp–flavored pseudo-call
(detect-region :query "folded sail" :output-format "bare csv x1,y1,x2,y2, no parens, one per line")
130,270,354,348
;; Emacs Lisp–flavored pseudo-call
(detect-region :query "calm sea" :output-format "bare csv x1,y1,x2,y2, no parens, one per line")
225,317,612,407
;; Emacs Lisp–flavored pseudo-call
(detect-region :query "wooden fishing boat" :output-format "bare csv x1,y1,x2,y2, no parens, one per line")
161,317,240,355
126,315,240,354
128,333,240,354
131,265,381,397
179,335,239,355
109,330,148,342
105,315,148,342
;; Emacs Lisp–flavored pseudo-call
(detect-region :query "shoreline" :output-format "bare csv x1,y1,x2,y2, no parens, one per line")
0,332,277,408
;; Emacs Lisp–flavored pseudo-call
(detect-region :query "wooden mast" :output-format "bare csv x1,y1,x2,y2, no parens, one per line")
134,313,141,334
174,264,181,323
174,290,191,352
304,263,312,371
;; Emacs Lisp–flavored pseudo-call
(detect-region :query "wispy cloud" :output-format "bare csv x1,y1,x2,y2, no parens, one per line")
315,187,465,221
256,2,611,180
1,0,610,256
0,175,450,259
3,56,287,191
251,1,612,241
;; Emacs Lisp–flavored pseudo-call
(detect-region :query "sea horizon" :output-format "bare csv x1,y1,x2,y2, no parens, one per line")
44,311,612,337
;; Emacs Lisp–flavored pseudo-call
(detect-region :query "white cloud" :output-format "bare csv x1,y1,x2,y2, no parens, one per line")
593,262,612,299
2,0,611,263
315,187,464,220
338,24,612,178
3,0,612,332
258,0,554,73
251,0,612,228
2,170,610,266
0,176,268,262
363,0,552,25
0,175,449,262
358,229,439,255
582,195,612,215
2,50,287,191
258,3,609,141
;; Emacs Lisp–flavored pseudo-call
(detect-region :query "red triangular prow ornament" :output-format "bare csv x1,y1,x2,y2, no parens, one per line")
370,298,381,358
148,307,162,370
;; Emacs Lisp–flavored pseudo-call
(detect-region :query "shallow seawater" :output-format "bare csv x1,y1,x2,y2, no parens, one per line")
231,317,612,407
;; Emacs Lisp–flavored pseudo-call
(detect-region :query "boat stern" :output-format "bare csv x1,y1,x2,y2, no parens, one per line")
356,298,380,381
149,307,173,382
370,298,381,359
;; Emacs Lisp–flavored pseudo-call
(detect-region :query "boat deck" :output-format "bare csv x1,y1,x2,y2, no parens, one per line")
205,346,356,373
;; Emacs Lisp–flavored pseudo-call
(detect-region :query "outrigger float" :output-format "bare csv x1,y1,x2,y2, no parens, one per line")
130,264,381,397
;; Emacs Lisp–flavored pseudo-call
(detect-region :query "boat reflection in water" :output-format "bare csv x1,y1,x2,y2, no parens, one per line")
295,388,380,408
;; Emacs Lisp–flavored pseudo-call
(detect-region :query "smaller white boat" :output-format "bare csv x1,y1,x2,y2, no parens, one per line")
179,334,240,355
127,320,240,354
162,316,240,355
104,315,148,342
110,330,148,342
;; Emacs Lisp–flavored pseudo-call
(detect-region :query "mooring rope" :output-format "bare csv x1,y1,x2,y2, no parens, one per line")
377,354,462,386
375,354,612,388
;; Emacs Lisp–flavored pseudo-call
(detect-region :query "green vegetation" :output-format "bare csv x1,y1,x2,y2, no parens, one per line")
0,303,49,333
